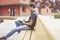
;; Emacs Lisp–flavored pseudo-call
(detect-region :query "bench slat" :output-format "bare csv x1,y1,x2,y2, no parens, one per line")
24,30,32,40
14,31,27,40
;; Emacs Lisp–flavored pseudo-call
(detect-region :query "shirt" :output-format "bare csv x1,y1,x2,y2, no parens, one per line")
27,10,37,29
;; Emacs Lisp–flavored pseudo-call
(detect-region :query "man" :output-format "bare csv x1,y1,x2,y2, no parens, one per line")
0,4,38,40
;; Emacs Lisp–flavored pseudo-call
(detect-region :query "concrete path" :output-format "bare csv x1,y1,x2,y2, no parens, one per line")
38,15,60,40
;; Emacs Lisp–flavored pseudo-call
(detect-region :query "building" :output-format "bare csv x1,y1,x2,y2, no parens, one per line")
0,0,55,16
0,0,33,16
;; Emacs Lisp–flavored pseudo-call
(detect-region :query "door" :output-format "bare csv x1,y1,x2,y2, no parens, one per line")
10,8,15,16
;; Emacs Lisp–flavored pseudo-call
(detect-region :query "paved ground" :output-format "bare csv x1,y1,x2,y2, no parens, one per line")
38,15,60,40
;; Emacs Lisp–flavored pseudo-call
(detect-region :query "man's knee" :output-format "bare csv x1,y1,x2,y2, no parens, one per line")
13,28,21,33
12,28,18,32
15,21,18,24
15,20,21,24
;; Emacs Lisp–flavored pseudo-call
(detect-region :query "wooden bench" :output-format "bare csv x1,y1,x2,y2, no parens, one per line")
14,16,53,40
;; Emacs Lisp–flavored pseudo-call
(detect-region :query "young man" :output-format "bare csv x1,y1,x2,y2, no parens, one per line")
0,4,38,40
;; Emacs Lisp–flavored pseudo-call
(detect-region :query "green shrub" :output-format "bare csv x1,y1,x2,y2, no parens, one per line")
54,13,60,18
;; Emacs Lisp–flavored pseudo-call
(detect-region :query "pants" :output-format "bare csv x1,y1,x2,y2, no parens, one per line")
4,21,31,38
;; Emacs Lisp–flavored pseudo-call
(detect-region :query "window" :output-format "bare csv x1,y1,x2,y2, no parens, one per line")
30,0,35,2
22,5,26,12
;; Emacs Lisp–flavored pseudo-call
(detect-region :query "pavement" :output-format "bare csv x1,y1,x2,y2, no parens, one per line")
38,15,60,40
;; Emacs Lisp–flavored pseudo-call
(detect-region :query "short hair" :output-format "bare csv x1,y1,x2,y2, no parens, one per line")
29,4,35,8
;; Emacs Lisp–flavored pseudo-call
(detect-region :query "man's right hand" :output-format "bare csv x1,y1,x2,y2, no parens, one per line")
22,19,26,24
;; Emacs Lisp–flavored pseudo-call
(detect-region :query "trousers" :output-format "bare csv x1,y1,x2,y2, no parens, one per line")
4,21,31,38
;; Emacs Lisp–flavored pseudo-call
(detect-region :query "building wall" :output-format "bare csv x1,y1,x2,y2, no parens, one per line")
0,0,30,16
0,0,30,5
0,0,52,16
20,0,30,5
0,0,20,4
20,5,31,15
0,5,31,16
0,6,9,16
40,8,52,14
0,1,1,4
0,6,20,16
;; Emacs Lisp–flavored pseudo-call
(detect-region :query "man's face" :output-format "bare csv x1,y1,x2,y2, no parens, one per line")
29,7,33,11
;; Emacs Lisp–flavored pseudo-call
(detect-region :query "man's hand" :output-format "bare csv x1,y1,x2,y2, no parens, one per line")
21,19,33,26
22,19,26,24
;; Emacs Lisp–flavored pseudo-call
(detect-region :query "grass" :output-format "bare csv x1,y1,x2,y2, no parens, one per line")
54,13,60,18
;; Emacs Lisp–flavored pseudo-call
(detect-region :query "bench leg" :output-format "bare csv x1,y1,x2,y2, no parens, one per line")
29,30,32,40
22,31,27,40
